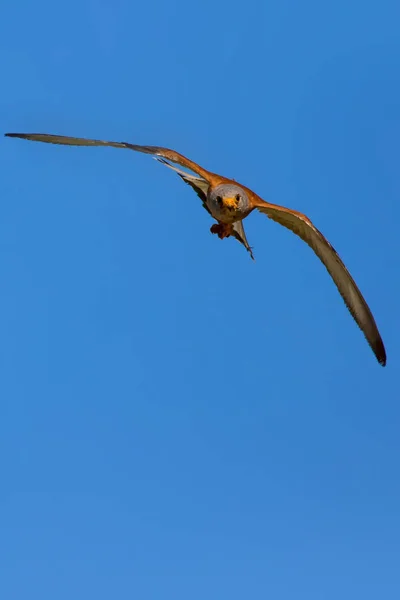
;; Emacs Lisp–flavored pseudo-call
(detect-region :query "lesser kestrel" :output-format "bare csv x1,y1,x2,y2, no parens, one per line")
5,132,386,366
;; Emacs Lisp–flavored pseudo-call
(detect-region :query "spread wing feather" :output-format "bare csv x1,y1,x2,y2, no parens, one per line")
252,196,386,365
5,132,216,181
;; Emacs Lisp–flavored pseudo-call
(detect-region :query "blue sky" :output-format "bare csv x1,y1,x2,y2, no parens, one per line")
1,0,400,598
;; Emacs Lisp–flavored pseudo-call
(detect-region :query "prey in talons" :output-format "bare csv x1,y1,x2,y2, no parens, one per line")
210,223,234,239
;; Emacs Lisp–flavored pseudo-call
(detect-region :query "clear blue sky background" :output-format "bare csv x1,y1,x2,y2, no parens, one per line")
1,1,400,598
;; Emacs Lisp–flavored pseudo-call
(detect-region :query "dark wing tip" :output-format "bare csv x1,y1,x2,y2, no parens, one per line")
376,342,386,366
5,133,33,140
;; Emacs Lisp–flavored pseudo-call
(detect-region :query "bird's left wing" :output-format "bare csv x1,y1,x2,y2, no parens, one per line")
251,195,386,365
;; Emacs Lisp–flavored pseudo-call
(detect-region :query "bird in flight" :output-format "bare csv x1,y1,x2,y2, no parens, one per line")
5,131,386,366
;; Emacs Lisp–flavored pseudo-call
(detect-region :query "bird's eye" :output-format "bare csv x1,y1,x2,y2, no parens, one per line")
235,194,241,202
216,196,223,204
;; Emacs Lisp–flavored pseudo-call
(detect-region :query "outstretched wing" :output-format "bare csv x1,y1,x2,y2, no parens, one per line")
5,132,219,183
251,196,386,365
156,158,254,260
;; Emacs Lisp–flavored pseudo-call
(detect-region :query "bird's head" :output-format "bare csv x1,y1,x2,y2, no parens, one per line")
208,184,251,221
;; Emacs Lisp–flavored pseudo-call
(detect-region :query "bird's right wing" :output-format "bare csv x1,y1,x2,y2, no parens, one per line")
5,132,220,183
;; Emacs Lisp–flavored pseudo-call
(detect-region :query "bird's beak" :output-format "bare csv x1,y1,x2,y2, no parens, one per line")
223,197,238,209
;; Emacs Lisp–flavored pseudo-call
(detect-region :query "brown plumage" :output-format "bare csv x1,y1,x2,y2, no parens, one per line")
5,132,386,366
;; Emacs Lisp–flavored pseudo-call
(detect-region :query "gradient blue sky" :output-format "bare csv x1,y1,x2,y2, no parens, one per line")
1,1,400,598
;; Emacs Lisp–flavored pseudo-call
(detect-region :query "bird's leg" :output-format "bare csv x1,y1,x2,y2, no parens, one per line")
210,222,234,239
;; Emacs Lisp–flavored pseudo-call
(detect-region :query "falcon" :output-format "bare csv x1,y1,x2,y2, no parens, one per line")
5,132,386,366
